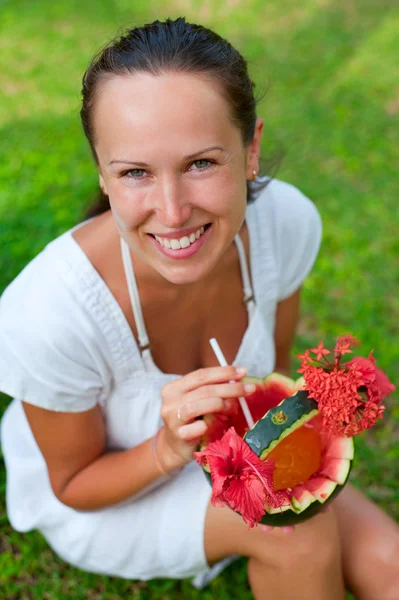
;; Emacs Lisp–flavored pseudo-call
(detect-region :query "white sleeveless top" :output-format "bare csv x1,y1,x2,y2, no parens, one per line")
0,179,322,584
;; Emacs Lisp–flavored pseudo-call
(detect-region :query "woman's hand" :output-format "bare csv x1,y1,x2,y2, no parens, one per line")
158,365,254,470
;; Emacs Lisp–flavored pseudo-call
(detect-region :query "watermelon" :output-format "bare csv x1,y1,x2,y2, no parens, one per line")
201,374,353,526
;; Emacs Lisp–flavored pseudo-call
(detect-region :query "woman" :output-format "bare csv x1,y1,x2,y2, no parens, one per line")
0,18,397,600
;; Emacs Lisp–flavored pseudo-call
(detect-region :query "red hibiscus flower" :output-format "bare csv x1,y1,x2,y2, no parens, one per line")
194,427,287,528
298,337,395,436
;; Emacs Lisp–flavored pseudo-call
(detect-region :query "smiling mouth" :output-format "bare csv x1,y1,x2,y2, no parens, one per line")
149,223,212,250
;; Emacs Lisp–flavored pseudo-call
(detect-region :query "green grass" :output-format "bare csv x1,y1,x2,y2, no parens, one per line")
0,0,398,597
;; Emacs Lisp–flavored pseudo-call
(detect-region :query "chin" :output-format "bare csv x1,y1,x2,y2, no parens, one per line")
155,261,214,286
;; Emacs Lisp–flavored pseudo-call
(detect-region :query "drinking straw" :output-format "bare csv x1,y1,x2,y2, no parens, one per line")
209,337,255,429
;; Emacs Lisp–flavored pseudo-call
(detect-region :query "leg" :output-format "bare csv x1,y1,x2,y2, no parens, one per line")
204,502,345,600
334,483,399,600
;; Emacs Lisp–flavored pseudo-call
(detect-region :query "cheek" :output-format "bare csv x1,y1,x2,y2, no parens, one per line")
197,169,247,218
108,185,149,233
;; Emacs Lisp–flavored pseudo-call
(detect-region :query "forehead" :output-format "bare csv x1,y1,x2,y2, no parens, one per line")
92,72,242,160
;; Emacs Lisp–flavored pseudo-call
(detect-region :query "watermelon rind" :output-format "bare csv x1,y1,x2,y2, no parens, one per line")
244,391,319,458
201,467,350,526
266,503,293,515
259,482,346,526
261,372,299,389
291,486,316,513
305,477,337,503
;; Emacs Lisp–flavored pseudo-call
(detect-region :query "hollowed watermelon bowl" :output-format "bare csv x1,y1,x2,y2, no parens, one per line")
200,373,353,526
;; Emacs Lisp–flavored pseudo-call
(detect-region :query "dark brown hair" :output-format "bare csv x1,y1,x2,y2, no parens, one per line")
81,17,280,218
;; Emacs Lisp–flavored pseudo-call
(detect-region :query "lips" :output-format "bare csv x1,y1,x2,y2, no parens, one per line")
154,224,211,249
150,223,210,239
148,223,212,259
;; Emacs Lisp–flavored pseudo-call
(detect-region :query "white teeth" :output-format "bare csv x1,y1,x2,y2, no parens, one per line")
154,225,208,250
170,239,180,250
180,236,190,249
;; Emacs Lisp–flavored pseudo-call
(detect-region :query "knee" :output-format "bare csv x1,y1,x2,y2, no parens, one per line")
350,529,399,600
368,534,399,600
257,515,341,574
283,528,340,573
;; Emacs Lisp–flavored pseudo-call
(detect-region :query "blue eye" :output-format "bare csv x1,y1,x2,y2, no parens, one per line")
125,169,146,178
191,159,212,170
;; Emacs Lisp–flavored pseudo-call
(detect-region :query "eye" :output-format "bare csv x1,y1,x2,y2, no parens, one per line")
190,159,214,171
124,169,147,179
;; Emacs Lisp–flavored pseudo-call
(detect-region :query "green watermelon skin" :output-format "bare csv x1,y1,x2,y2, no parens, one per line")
244,391,319,458
201,373,301,446
258,476,350,526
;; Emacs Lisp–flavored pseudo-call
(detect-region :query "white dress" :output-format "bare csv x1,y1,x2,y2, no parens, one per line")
0,179,321,588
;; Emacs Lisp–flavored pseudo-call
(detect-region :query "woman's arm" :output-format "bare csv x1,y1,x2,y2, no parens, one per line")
273,288,301,376
22,402,181,511
22,365,249,511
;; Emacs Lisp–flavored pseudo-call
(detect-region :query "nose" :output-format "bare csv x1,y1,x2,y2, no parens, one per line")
153,176,192,228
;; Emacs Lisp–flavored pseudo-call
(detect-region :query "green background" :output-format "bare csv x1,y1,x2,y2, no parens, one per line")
0,0,398,598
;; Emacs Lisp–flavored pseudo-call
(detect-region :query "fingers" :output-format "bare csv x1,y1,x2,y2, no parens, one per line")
185,382,256,416
177,419,208,441
259,524,274,533
194,381,255,401
281,526,294,534
172,381,255,435
177,396,226,424
166,366,248,395
160,365,252,450
259,524,295,534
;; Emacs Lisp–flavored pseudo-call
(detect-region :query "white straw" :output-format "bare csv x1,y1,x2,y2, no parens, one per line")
209,337,255,429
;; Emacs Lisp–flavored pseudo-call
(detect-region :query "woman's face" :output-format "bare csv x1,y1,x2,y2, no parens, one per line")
93,72,263,285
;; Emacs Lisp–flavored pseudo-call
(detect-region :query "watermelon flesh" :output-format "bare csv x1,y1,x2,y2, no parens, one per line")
319,457,351,485
304,476,338,503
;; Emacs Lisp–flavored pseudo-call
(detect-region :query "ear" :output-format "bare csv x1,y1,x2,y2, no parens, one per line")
99,173,108,196
245,117,264,179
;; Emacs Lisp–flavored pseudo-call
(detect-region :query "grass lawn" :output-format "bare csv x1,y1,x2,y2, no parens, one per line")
0,0,398,598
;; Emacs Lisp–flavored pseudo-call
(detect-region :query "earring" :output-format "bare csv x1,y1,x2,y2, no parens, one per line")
252,170,257,181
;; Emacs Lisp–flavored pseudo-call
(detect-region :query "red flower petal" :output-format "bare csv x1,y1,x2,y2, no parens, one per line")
347,356,395,399
195,428,284,526
223,476,267,528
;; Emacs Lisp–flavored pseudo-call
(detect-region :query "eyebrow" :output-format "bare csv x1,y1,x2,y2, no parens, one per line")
108,146,225,167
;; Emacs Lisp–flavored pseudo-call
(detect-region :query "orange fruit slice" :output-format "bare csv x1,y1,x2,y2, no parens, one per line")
267,425,322,491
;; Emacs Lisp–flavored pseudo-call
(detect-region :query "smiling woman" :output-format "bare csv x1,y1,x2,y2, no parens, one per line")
90,71,252,285
0,17,398,600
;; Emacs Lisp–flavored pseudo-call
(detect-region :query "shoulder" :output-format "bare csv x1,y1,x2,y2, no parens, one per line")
253,178,322,301
0,232,112,411
1,232,84,327
255,177,322,235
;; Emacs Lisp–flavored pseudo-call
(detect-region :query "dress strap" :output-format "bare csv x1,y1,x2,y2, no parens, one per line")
120,238,158,372
234,233,256,320
120,231,255,372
